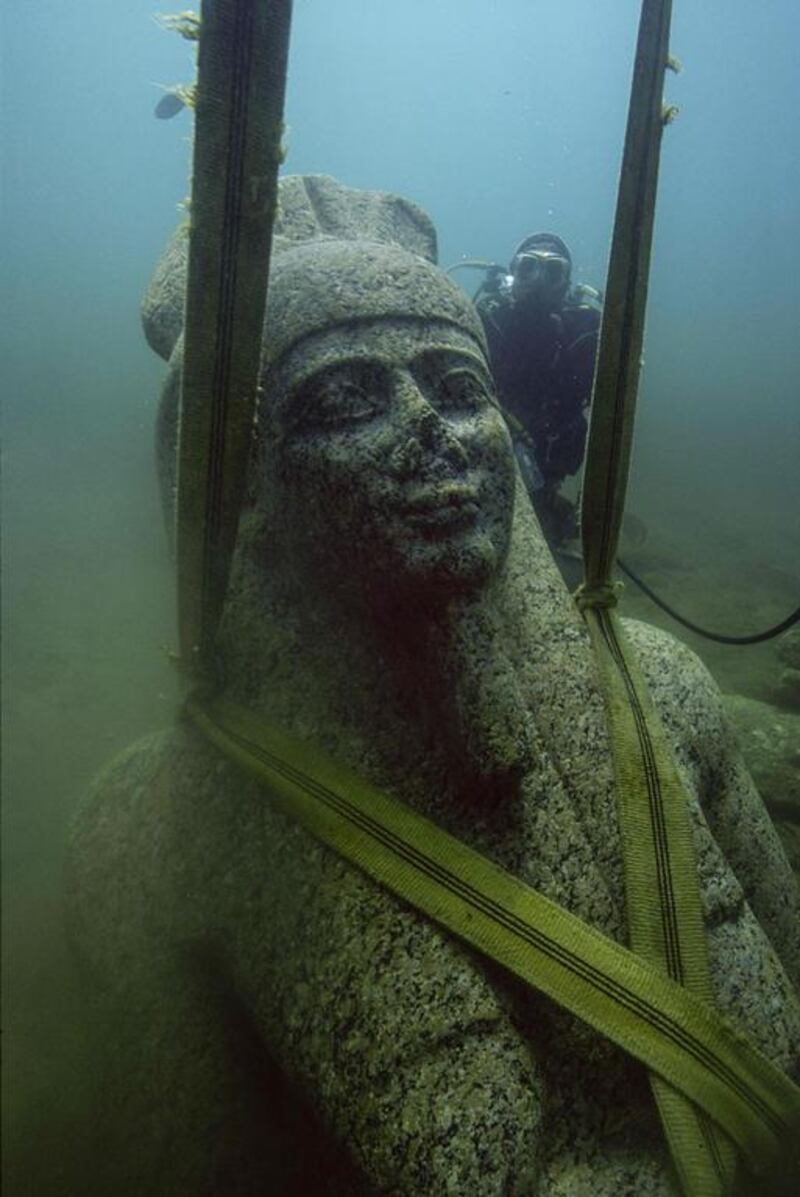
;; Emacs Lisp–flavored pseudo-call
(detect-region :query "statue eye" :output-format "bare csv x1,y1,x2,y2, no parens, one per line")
321,379,376,421
295,371,381,430
436,369,491,414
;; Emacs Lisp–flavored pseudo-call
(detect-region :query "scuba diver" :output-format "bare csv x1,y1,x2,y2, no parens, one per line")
466,233,602,547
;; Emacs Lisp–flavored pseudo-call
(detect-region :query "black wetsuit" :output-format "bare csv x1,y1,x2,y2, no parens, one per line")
477,289,601,489
476,287,601,545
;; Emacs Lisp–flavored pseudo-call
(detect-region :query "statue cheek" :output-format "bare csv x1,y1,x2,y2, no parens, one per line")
483,422,517,483
481,413,515,458
277,438,387,522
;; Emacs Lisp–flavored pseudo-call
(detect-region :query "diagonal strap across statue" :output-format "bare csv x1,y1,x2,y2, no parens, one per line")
186,690,800,1185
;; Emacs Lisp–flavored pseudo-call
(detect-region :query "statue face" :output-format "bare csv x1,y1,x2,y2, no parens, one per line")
261,319,516,601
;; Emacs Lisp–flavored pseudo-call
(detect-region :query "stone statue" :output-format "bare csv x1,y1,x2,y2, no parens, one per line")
68,175,800,1196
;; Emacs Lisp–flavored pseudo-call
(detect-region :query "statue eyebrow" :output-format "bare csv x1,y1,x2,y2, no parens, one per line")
282,344,493,407
278,358,391,428
287,355,385,393
410,346,493,381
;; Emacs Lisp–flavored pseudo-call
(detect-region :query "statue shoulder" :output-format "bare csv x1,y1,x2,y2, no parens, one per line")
620,617,747,790
621,617,800,978
621,618,717,719
68,723,207,858
66,723,224,980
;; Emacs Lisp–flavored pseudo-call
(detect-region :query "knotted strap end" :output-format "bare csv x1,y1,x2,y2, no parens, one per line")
573,580,624,613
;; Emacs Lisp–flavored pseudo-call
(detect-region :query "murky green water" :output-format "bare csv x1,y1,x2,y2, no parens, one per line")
3,2,797,1192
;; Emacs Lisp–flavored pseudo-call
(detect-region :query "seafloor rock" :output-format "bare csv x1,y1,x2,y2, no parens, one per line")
778,627,800,672
770,626,800,710
766,627,800,711
774,667,800,710
724,693,800,872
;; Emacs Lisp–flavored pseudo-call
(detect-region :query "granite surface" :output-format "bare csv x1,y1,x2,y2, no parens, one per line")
68,176,800,1196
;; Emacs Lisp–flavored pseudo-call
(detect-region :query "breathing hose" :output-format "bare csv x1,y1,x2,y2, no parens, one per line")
616,558,800,645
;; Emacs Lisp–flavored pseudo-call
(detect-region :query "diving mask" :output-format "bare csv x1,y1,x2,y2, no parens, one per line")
512,250,571,291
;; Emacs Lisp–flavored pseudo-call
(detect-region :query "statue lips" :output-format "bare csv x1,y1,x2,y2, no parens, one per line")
400,483,481,533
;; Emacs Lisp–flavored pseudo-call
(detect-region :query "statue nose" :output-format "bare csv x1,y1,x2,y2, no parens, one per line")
410,402,441,445
395,372,457,443
389,371,468,475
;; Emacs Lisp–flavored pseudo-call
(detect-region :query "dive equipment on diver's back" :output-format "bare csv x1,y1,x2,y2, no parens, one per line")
514,440,545,494
566,282,603,312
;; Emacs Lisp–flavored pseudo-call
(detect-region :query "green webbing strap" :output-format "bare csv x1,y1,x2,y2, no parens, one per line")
576,1,739,1190
177,0,292,679
186,691,800,1180
579,0,669,587
577,595,740,1193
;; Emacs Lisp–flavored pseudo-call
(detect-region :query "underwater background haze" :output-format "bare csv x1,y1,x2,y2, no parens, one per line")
2,2,798,1191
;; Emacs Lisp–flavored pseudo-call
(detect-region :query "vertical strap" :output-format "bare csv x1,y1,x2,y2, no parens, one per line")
576,2,738,1191
579,598,739,1194
176,0,292,680
579,0,669,586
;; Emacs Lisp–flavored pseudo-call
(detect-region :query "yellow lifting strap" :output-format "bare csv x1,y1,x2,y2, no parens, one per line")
176,0,291,679
576,595,742,1194
186,692,800,1182
576,1,748,1191
173,2,800,1191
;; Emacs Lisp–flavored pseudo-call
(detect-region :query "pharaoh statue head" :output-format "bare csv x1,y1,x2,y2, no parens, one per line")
143,174,570,776
256,237,517,606
146,175,525,617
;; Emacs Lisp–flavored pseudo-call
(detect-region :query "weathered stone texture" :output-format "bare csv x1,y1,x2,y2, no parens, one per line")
69,176,800,1195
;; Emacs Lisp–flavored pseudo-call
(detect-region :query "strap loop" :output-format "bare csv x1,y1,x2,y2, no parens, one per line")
573,581,623,612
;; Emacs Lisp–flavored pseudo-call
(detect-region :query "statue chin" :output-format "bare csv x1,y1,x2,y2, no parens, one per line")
382,526,508,604
276,493,514,616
